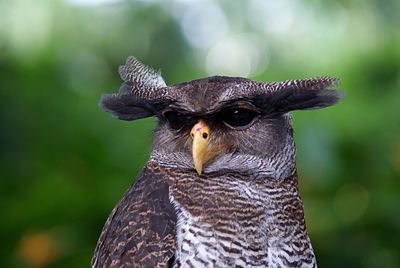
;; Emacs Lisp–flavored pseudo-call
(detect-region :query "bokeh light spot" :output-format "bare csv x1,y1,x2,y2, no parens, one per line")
179,1,228,49
390,140,400,174
205,34,268,77
2,0,52,60
18,231,60,267
68,0,121,6
248,0,295,34
334,183,369,223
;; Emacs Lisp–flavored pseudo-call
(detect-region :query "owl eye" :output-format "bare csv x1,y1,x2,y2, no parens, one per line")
163,111,189,130
221,108,259,129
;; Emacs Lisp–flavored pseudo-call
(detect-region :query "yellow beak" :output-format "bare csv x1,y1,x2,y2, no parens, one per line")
190,120,212,175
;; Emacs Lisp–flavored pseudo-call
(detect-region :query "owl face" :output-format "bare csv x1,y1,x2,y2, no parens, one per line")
100,57,342,178
150,77,294,175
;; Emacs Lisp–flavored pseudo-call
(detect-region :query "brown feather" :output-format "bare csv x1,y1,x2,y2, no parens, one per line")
91,165,176,268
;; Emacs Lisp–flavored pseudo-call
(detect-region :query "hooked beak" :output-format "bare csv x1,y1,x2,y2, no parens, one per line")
190,120,212,175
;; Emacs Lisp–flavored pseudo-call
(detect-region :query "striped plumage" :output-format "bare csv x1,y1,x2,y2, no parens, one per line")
92,56,342,267
167,168,315,267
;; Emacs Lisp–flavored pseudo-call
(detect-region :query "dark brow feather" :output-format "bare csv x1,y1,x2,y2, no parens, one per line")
251,87,344,115
100,93,172,121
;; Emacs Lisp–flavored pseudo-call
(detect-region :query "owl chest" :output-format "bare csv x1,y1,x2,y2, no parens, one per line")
167,174,316,267
169,177,271,267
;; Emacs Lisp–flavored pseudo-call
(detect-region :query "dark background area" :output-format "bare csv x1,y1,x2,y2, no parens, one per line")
0,0,399,267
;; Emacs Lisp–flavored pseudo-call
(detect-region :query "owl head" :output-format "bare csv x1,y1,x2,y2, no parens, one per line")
101,57,342,179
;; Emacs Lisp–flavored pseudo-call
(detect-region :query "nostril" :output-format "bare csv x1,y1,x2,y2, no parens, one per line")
202,133,208,139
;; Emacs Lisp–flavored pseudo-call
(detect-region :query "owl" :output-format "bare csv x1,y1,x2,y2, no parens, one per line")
92,56,342,267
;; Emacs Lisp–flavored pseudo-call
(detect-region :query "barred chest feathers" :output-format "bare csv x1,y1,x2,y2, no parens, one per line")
166,170,317,268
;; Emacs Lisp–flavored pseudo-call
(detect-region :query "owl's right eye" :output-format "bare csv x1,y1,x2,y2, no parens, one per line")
162,111,188,130
220,108,259,129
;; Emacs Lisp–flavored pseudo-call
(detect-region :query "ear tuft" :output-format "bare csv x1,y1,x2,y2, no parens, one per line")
254,77,343,114
100,57,172,121
118,56,166,95
282,76,340,91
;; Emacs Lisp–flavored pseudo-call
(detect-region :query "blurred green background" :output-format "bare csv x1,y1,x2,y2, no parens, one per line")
1,0,399,267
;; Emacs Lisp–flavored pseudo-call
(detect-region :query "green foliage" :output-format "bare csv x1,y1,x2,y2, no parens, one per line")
0,0,399,267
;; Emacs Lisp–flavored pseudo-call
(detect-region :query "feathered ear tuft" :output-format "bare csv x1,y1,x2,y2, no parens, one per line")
253,77,343,114
99,57,173,121
100,93,171,121
118,56,167,95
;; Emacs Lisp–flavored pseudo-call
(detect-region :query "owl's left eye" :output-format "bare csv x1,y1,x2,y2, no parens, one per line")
163,111,190,130
221,108,259,129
